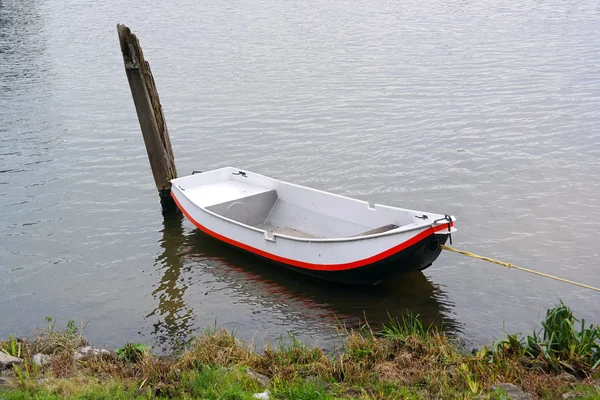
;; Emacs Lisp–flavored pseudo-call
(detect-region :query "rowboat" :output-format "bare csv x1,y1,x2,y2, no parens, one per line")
170,167,456,285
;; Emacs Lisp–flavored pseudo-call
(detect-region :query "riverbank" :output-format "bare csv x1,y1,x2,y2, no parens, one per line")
1,303,598,399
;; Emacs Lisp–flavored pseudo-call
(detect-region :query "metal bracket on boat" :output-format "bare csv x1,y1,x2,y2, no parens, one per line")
433,214,452,226
433,214,453,244
192,170,202,175
232,171,247,177
264,231,275,242
415,214,428,220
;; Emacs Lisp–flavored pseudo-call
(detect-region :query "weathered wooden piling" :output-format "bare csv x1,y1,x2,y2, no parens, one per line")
117,24,178,211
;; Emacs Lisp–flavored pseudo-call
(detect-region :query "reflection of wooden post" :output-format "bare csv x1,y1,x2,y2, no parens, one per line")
117,24,177,210
148,211,193,351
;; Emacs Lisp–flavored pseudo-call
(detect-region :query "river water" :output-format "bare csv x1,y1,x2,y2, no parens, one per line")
1,0,599,352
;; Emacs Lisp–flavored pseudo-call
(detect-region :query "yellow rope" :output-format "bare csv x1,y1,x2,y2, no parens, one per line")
440,245,600,293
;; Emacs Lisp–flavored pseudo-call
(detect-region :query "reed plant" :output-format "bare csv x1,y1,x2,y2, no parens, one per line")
1,334,21,358
493,301,600,373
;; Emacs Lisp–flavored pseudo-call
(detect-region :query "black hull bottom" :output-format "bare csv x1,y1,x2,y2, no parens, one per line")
261,233,448,286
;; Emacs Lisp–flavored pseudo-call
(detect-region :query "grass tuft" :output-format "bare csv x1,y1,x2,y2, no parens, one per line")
381,312,431,341
174,327,258,371
257,332,332,381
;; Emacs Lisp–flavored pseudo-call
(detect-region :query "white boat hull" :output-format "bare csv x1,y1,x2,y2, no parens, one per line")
171,167,455,284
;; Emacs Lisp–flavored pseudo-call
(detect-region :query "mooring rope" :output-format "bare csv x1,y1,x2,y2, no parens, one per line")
441,245,600,293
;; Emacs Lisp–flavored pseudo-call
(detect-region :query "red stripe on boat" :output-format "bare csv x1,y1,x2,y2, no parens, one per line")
172,191,453,272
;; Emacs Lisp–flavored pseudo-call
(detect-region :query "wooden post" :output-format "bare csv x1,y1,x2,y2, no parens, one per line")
117,24,178,211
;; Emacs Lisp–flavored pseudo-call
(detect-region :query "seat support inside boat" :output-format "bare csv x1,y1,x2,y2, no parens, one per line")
206,190,278,226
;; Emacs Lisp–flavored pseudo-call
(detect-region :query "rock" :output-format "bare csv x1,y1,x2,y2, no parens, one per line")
73,346,111,360
32,353,52,367
0,376,13,387
246,369,272,388
562,393,581,399
253,390,270,400
0,353,23,370
491,383,531,400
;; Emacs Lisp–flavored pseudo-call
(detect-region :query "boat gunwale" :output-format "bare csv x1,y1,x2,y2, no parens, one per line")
171,167,456,243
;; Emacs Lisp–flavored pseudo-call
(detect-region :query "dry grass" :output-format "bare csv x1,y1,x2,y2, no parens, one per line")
173,327,259,371
259,337,333,381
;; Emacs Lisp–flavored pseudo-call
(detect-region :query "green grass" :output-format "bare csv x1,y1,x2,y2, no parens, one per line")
381,312,432,341
271,379,337,400
0,382,148,400
178,366,262,400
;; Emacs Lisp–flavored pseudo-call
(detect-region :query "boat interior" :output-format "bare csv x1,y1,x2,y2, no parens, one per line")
174,168,427,239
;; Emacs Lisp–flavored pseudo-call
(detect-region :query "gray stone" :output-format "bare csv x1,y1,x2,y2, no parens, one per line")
252,390,270,400
491,383,531,400
73,346,110,360
32,353,52,367
0,376,13,386
0,353,23,370
562,393,581,399
246,369,272,388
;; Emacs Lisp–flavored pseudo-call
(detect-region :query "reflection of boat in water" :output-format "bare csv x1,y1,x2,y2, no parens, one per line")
185,225,461,334
171,167,456,285
146,212,460,351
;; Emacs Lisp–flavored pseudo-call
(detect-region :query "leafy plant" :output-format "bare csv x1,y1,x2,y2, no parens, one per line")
65,320,79,338
115,343,152,363
45,315,55,332
459,363,480,394
1,333,22,358
493,333,525,356
493,301,600,372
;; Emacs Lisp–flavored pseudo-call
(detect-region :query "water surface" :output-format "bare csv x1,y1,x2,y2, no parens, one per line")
1,0,599,351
